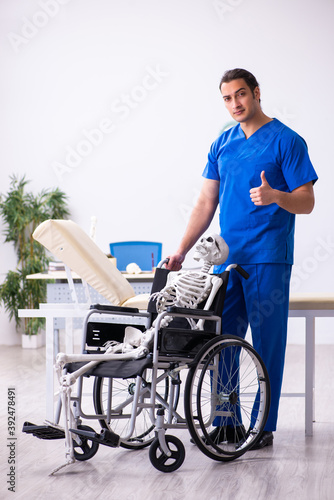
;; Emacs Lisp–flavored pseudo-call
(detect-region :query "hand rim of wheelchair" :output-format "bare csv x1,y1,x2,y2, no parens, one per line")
184,335,271,462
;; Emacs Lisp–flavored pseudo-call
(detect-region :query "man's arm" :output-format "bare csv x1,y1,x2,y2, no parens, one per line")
166,179,220,270
249,171,315,214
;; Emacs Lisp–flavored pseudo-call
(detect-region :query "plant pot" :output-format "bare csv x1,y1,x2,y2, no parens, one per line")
21,330,46,349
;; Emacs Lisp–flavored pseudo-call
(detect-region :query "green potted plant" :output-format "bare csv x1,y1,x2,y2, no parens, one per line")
0,175,70,346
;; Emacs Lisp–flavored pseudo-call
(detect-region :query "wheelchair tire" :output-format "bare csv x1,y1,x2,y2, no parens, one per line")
184,336,270,462
93,370,180,450
73,425,99,461
149,435,185,473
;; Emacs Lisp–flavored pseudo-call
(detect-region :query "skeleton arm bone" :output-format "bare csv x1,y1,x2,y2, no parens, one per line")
196,275,223,330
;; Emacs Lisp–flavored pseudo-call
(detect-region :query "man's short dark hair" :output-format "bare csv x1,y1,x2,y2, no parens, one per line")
219,68,260,96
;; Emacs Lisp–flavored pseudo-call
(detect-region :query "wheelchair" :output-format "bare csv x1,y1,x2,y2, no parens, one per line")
23,262,270,473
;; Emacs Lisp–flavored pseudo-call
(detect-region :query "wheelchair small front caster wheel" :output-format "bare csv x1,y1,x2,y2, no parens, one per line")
73,425,99,461
149,435,185,472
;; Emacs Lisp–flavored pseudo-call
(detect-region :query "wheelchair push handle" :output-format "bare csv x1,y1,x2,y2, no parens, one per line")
226,263,250,279
234,264,249,279
158,258,170,268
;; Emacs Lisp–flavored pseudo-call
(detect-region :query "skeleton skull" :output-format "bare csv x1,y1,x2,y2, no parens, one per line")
193,233,229,265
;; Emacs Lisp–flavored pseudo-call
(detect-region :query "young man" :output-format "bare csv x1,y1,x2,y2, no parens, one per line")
166,68,318,448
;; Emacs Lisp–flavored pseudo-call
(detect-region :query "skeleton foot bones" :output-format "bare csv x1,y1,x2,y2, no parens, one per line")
55,234,229,374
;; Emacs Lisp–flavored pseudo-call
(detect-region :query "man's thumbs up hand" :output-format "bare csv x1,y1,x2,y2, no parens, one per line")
250,170,275,206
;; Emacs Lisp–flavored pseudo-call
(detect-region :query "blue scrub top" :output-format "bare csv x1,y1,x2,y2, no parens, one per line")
202,118,318,265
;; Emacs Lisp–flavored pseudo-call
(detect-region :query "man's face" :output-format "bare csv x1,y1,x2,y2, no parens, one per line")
220,78,260,123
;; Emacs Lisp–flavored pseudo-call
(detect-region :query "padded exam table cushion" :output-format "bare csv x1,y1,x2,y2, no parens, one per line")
33,219,150,309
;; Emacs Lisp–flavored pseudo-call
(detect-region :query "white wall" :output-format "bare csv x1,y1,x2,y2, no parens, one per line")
1,0,333,344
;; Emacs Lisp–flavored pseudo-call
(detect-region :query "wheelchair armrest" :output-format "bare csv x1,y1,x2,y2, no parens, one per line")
90,304,139,314
166,306,216,317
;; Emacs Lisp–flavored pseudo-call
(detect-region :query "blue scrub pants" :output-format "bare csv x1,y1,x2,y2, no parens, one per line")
219,263,292,432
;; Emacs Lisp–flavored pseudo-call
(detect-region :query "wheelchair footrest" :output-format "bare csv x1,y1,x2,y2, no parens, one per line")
22,421,65,440
70,427,120,448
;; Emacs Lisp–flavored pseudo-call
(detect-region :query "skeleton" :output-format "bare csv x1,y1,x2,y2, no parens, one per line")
57,233,229,368
51,233,229,472
102,233,229,355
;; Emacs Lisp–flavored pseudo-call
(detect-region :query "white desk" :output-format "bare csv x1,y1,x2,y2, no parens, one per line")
19,293,334,435
26,270,155,283
27,271,154,331
288,294,334,436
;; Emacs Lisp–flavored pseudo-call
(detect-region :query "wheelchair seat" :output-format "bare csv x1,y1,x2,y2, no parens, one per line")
65,355,153,379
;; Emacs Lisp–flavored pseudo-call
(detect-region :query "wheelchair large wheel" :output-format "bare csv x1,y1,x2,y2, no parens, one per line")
93,369,180,450
184,336,270,462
